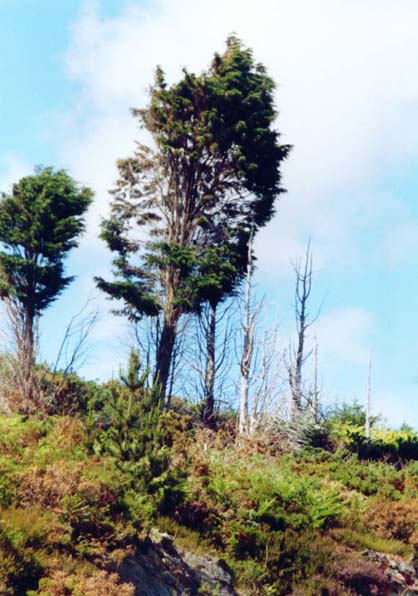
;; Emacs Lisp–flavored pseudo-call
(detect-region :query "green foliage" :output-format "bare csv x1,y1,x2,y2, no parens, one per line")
358,428,418,461
1,406,418,594
97,38,291,397
170,448,346,593
332,527,413,558
293,449,405,499
0,167,93,412
88,349,165,467
119,347,148,392
85,350,184,522
316,402,418,463
35,366,99,415
89,381,165,463
327,401,371,427
333,424,418,463
186,452,344,535
0,166,93,315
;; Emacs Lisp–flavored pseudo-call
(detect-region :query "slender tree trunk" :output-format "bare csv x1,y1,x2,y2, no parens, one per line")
291,279,307,416
288,242,313,419
202,302,216,425
239,283,250,434
239,232,254,435
153,262,182,404
154,306,178,405
311,337,319,422
239,376,249,434
19,307,36,411
365,349,372,440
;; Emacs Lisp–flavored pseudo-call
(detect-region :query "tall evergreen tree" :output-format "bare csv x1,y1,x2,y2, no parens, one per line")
0,167,93,409
97,36,291,400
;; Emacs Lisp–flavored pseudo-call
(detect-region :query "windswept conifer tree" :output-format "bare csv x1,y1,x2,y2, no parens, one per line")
98,36,291,401
0,167,93,409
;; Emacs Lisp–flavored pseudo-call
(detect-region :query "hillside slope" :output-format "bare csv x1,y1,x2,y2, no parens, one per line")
1,414,418,595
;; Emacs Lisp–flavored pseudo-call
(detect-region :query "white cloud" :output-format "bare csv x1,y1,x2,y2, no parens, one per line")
56,0,418,275
37,0,418,392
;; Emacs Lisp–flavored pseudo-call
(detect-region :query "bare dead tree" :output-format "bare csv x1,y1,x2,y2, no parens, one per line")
0,296,99,414
311,336,320,422
248,326,283,435
236,289,285,436
239,231,256,435
36,300,100,411
202,302,217,424
286,242,322,419
365,349,372,439
175,299,237,417
53,298,100,376
237,227,288,435
195,300,237,424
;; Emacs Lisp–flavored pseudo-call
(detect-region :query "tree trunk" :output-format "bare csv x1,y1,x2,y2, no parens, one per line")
20,308,36,412
311,338,319,422
154,308,178,405
291,304,305,416
202,303,216,426
239,232,253,435
365,350,372,440
239,375,249,435
289,242,313,419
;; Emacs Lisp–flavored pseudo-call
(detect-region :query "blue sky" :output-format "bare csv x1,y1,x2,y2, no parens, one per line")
1,0,418,425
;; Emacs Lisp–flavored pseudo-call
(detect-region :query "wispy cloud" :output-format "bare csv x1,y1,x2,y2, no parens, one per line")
57,0,418,275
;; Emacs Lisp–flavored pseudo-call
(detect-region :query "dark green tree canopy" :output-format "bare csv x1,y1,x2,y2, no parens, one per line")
142,35,288,224
0,166,93,315
98,36,291,320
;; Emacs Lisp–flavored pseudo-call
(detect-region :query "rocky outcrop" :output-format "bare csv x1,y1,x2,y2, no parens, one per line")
362,550,418,595
119,533,418,595
119,530,238,596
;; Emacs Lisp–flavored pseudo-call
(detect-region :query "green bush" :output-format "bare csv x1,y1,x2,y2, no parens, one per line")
36,366,99,416
173,449,346,593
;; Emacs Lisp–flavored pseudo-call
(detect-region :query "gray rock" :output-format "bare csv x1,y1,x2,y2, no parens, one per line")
118,530,237,596
362,550,418,596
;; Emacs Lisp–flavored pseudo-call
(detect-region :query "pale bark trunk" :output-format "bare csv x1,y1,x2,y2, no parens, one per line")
311,338,319,422
239,232,253,435
239,375,249,434
365,350,372,440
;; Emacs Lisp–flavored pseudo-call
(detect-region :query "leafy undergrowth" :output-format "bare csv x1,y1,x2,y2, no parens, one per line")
0,413,418,595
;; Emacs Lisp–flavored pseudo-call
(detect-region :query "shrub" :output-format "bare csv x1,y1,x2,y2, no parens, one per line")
36,367,99,416
173,448,346,593
363,498,418,546
333,547,390,595
31,569,134,596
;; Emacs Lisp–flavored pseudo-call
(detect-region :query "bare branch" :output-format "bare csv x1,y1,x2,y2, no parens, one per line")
288,241,324,419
